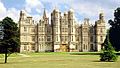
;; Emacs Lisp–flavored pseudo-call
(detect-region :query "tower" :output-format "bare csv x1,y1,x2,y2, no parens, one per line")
37,9,52,52
19,10,36,52
51,8,61,52
19,10,27,52
95,12,106,51
59,11,69,52
43,8,47,19
81,18,90,52
68,9,76,52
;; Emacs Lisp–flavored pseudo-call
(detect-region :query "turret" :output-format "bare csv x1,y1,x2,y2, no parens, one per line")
43,9,47,19
95,12,106,51
19,10,26,21
52,8,59,19
99,12,104,20
68,9,74,19
84,18,89,25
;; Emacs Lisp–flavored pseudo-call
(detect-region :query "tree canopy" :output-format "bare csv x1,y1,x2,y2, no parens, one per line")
109,7,120,51
0,17,20,63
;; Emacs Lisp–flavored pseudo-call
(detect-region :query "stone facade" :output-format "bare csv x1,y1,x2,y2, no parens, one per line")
19,8,106,52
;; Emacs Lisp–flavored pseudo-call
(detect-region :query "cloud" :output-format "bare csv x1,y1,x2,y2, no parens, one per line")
24,0,45,21
0,0,7,20
0,0,44,22
1,0,120,25
7,8,19,22
25,0,44,14
0,1,19,22
23,0,119,27
40,0,118,22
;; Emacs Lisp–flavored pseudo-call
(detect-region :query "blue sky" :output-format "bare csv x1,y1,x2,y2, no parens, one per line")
0,0,120,25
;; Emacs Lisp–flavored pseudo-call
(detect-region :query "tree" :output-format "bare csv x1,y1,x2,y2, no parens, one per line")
100,31,118,62
109,7,120,51
0,17,20,63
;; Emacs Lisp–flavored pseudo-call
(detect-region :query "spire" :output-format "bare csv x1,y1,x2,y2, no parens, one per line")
99,10,104,20
69,8,74,12
99,13,104,20
53,2,59,12
54,5,59,12
84,18,89,25
43,8,47,19
21,7,27,14
69,0,74,12
19,8,26,21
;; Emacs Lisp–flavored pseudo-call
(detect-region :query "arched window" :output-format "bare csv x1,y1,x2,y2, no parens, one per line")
71,28,73,32
100,28,102,33
32,45,35,50
100,36,103,42
24,27,27,32
56,35,58,41
90,36,93,42
84,44,85,49
24,45,27,50
86,45,87,50
71,36,73,41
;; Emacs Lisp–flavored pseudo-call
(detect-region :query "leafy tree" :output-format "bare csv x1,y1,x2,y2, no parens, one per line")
100,31,118,62
0,17,20,63
109,7,120,51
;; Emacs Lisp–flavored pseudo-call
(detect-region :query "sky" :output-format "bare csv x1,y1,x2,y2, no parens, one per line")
0,0,120,25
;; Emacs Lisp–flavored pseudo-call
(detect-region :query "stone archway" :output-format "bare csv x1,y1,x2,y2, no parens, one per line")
60,44,68,52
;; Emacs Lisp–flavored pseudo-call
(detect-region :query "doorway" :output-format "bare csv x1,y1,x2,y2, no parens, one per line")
60,44,68,52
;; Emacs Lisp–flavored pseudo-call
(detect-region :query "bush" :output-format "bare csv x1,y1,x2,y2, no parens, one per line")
100,51,118,62
100,33,118,62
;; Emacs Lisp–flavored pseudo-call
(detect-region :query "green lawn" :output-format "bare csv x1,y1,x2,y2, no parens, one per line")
0,52,120,68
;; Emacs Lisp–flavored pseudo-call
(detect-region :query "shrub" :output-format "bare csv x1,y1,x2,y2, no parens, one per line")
100,33,118,62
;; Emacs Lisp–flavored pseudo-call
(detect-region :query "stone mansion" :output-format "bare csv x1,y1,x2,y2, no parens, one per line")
19,8,106,52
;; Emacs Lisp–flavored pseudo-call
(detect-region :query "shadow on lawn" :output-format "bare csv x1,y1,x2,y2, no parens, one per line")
0,61,22,64
0,62,5,64
92,60,101,62
0,62,13,64
93,60,115,62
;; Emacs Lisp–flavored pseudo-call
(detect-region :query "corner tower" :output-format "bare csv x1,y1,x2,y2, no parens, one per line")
68,9,76,52
51,8,61,52
19,10,36,52
95,12,106,51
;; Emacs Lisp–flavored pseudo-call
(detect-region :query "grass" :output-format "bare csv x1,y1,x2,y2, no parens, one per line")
69,52,101,55
0,52,120,68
